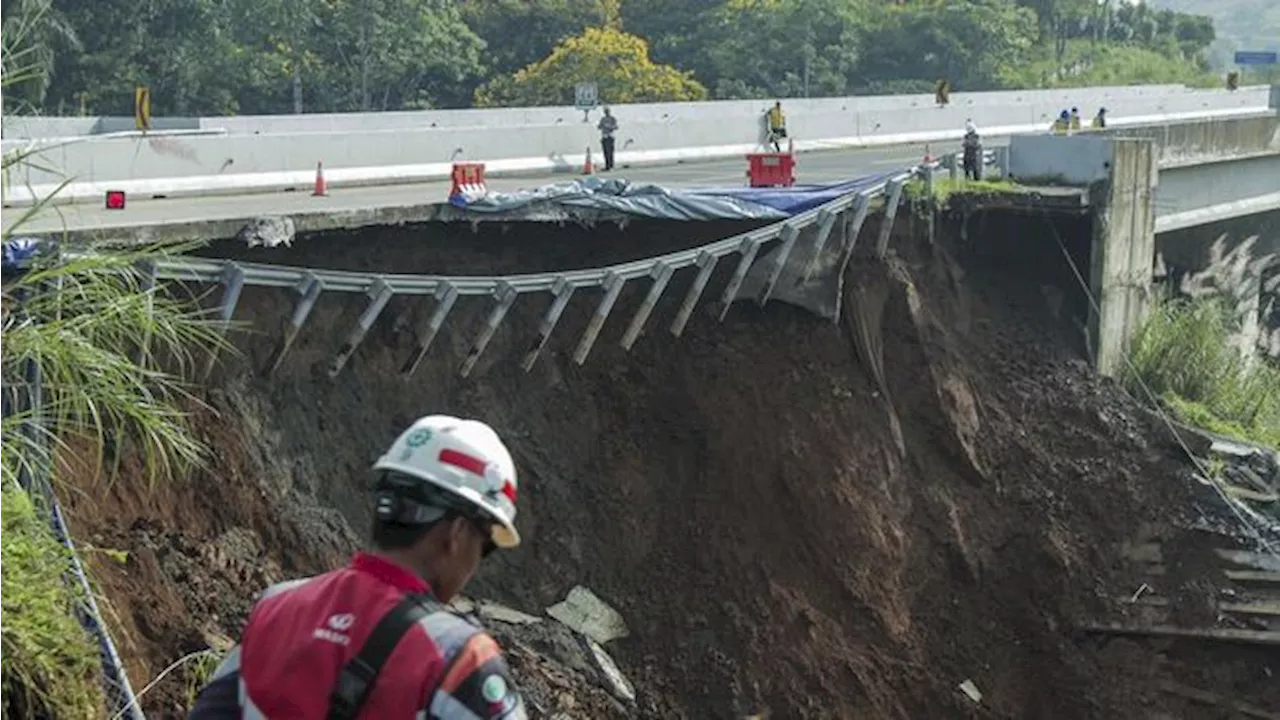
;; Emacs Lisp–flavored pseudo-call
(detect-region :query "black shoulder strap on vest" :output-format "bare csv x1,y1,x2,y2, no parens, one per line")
326,593,441,720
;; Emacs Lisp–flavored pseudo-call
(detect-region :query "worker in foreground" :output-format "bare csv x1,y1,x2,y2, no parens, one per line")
188,415,527,719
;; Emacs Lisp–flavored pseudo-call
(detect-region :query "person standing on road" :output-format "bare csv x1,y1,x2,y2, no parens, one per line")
962,120,983,181
767,101,787,152
1092,107,1107,129
188,415,528,720
597,107,618,171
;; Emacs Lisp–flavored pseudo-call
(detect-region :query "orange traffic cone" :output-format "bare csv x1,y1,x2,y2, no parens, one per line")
312,161,328,196
582,146,595,175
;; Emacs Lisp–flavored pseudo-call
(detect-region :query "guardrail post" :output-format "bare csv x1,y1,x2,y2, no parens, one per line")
833,190,876,286
671,251,717,337
621,262,675,351
799,208,841,284
203,263,246,378
718,234,766,321
757,223,802,307
265,273,321,376
522,278,576,372
400,282,458,377
921,164,936,246
329,278,393,378
875,178,907,258
460,282,518,378
573,272,625,365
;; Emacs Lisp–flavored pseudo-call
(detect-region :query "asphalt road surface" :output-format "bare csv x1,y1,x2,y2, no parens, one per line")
3,138,1001,239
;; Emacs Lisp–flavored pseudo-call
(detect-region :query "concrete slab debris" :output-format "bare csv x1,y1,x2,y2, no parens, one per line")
586,637,636,704
546,585,630,645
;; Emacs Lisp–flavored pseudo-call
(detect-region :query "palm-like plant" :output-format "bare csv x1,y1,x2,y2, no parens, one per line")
1,3,228,715
1,0,82,111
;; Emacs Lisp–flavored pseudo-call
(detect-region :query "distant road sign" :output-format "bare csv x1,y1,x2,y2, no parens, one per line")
1234,50,1277,65
134,86,151,130
574,82,599,110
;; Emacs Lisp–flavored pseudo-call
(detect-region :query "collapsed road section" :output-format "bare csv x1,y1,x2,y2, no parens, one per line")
10,165,1278,717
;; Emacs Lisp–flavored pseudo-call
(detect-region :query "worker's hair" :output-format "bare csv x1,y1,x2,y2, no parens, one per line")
371,513,457,550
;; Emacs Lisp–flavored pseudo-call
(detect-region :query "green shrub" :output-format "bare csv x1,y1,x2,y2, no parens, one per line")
1126,296,1280,449
1,485,107,718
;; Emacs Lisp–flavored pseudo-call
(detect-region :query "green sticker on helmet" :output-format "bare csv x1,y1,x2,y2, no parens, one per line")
481,674,507,703
406,429,432,447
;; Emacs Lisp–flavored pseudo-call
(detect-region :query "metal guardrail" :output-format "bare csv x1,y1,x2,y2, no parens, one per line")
154,170,917,378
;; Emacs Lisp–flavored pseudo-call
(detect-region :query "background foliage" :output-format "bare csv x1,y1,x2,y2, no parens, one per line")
0,0,1227,115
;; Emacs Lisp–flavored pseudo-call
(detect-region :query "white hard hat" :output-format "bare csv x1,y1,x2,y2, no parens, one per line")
373,415,520,549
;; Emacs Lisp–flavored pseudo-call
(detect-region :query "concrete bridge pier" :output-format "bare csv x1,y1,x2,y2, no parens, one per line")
1090,138,1157,377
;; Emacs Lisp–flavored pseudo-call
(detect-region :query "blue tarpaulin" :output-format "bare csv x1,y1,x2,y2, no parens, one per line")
2,236,45,272
446,171,906,222
685,171,902,215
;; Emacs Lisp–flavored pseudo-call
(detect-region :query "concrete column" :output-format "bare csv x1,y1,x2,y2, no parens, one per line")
1089,137,1157,377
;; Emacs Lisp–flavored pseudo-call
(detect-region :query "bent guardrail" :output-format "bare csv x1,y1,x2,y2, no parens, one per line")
151,170,916,378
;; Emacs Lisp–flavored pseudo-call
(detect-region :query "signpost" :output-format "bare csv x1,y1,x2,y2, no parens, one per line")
134,86,151,131
1233,50,1278,66
574,82,598,122
1232,51,1277,86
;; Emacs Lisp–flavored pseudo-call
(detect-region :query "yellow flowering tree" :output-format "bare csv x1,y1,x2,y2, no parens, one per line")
474,26,707,107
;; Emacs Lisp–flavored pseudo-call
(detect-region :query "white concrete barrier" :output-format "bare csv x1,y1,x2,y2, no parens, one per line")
0,83,1202,138
1,85,1271,206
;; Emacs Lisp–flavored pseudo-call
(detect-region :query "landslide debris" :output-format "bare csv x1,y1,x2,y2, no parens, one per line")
59,216,1277,717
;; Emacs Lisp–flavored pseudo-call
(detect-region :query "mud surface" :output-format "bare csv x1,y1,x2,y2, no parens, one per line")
61,213,1277,717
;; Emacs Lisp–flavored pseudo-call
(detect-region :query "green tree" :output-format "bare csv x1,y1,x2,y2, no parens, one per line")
40,0,252,115
0,0,81,111
311,0,485,110
695,0,867,99
618,0,725,71
460,0,609,77
474,26,707,107
858,0,1038,92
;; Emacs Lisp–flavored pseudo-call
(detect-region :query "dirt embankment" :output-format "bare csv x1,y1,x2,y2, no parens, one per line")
64,214,1275,717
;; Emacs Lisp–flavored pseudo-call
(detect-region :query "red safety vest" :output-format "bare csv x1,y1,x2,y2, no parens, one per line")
192,552,524,718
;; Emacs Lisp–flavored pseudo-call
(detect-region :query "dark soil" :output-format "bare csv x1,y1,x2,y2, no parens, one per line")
58,210,1277,718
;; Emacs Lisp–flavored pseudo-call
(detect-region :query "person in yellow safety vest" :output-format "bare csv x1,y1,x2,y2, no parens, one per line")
767,101,787,153
1051,109,1070,134
1092,107,1107,129
1069,107,1081,132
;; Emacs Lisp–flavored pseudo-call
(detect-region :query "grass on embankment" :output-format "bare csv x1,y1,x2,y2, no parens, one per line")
1125,296,1280,450
906,177,1020,204
1,485,107,717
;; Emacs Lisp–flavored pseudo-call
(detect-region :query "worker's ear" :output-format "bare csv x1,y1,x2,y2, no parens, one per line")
438,515,470,554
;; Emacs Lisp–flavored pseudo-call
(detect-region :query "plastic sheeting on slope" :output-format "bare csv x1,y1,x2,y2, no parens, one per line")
446,172,904,222
685,171,903,215
2,236,45,273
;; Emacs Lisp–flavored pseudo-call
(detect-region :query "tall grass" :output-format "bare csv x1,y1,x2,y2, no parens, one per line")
1,3,229,715
1126,295,1280,449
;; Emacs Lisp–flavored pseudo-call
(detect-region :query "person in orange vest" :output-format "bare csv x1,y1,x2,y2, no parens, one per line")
1051,109,1070,134
766,101,787,152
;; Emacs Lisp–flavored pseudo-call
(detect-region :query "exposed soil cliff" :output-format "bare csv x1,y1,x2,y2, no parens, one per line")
62,213,1276,717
